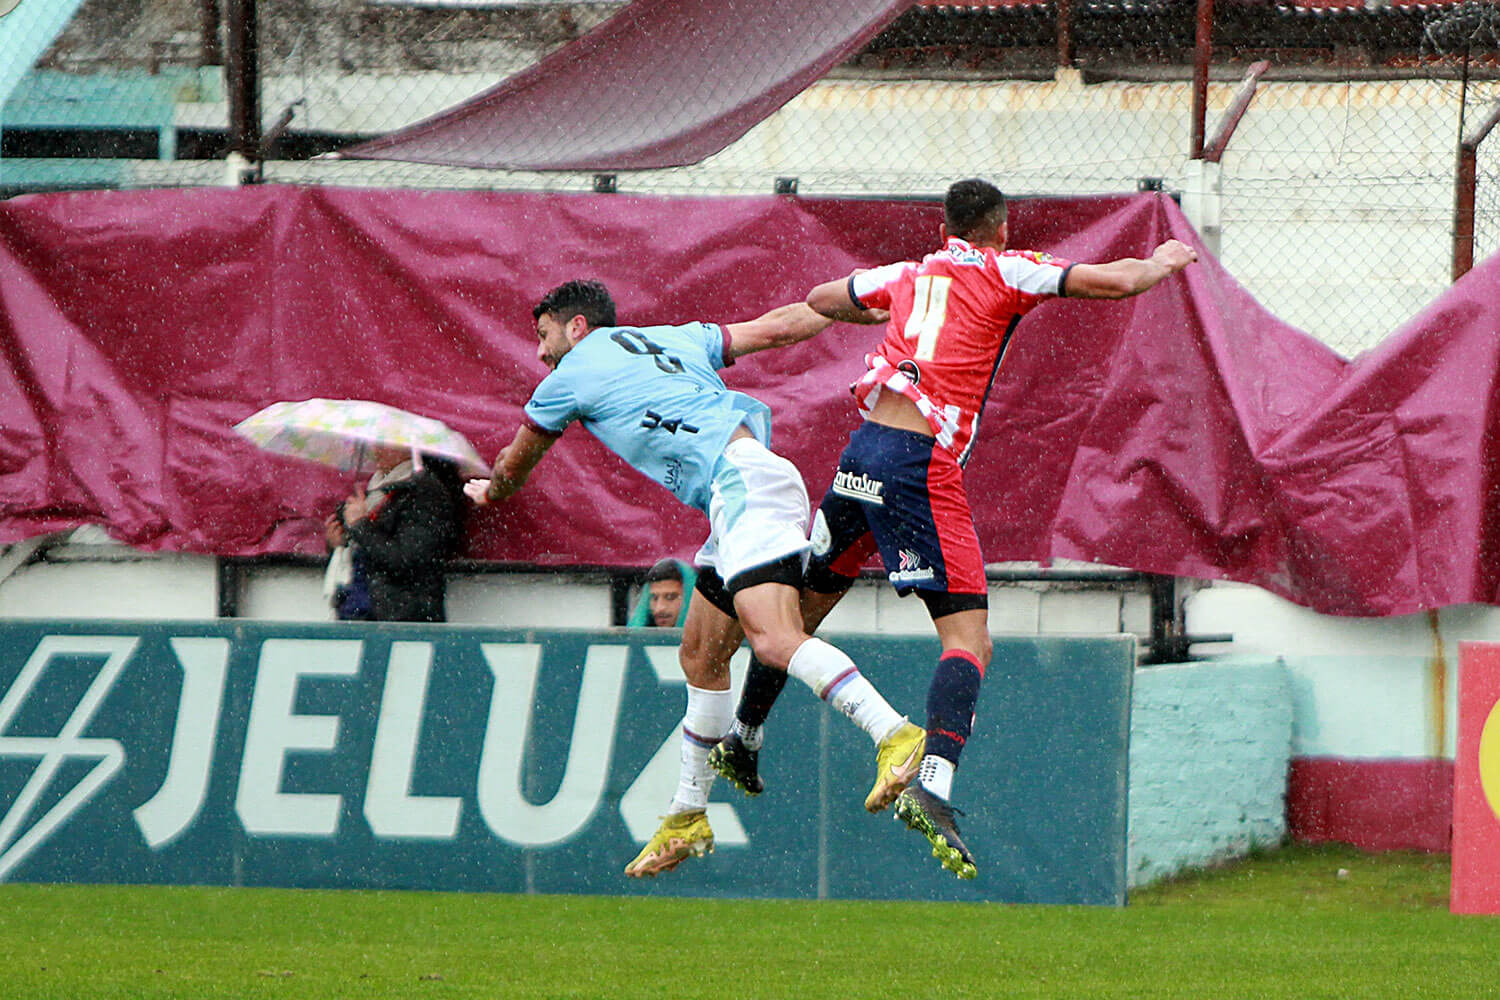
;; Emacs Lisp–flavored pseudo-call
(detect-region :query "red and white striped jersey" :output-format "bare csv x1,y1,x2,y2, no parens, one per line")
848,236,1072,464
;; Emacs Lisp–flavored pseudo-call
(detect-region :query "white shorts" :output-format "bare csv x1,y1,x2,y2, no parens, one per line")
693,436,812,589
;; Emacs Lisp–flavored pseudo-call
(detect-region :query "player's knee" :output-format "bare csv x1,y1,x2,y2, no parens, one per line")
743,630,801,672
973,632,993,668
941,633,990,671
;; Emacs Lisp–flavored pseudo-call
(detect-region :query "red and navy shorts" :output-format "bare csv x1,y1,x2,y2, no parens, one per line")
806,421,988,615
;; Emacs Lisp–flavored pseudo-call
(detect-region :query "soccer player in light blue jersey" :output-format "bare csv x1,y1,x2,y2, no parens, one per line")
464,279,925,878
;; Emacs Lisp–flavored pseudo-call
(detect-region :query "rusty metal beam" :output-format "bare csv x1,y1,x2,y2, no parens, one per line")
1453,100,1500,281
198,0,222,67
1190,0,1215,160
1203,59,1270,163
1463,98,1500,152
1454,143,1477,280
1056,0,1074,68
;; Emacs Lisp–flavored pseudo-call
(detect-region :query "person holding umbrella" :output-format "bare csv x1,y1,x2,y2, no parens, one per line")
325,445,467,623
235,398,485,623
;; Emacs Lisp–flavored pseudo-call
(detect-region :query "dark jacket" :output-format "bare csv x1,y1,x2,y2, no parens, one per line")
344,460,466,622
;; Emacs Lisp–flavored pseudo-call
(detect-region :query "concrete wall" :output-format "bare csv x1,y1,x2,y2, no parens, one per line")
1127,658,1292,888
1187,583,1480,764
0,551,219,620
2,546,1154,637
1186,582,1500,851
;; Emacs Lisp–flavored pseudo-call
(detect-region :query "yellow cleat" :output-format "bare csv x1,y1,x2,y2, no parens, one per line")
864,721,925,813
623,810,715,878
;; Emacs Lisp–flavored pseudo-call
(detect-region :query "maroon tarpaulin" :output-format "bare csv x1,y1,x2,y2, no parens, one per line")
339,0,912,170
1,183,1497,616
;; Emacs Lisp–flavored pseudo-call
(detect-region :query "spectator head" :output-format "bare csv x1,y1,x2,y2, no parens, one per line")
944,178,1008,247
644,558,687,628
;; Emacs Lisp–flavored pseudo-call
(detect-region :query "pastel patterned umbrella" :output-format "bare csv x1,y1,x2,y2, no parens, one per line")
234,398,489,476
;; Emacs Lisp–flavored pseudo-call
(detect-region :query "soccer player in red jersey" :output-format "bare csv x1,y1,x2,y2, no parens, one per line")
710,178,1198,878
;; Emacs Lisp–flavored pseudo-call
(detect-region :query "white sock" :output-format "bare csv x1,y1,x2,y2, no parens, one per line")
669,685,732,814
918,754,955,800
786,637,904,745
731,718,763,751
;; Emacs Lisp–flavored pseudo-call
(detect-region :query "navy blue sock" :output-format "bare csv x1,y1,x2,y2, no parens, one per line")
925,650,984,763
735,654,788,728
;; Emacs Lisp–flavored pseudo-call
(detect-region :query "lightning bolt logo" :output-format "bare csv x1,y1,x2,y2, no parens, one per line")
0,635,137,880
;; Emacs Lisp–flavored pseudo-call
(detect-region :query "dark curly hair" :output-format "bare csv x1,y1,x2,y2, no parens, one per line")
944,178,1007,242
533,279,617,330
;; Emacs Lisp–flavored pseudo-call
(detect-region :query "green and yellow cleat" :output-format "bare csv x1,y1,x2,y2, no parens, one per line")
623,810,715,878
895,784,978,880
708,733,765,796
864,721,925,813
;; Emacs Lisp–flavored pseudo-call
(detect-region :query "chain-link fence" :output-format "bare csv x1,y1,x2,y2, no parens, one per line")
2,0,1498,356
1483,133,1500,261
1220,74,1500,355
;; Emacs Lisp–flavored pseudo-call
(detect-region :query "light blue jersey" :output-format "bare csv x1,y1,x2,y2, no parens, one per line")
523,321,772,513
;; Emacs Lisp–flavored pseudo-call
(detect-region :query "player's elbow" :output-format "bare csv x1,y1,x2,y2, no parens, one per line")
806,281,847,319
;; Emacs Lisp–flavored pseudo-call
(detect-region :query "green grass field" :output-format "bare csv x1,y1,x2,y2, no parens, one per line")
1,843,1494,999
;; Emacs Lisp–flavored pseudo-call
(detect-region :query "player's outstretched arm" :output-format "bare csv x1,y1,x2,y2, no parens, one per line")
464,424,557,506
1062,238,1199,299
807,276,889,324
724,302,835,359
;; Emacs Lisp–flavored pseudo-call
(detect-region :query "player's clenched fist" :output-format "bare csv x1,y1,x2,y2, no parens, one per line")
1152,238,1199,273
